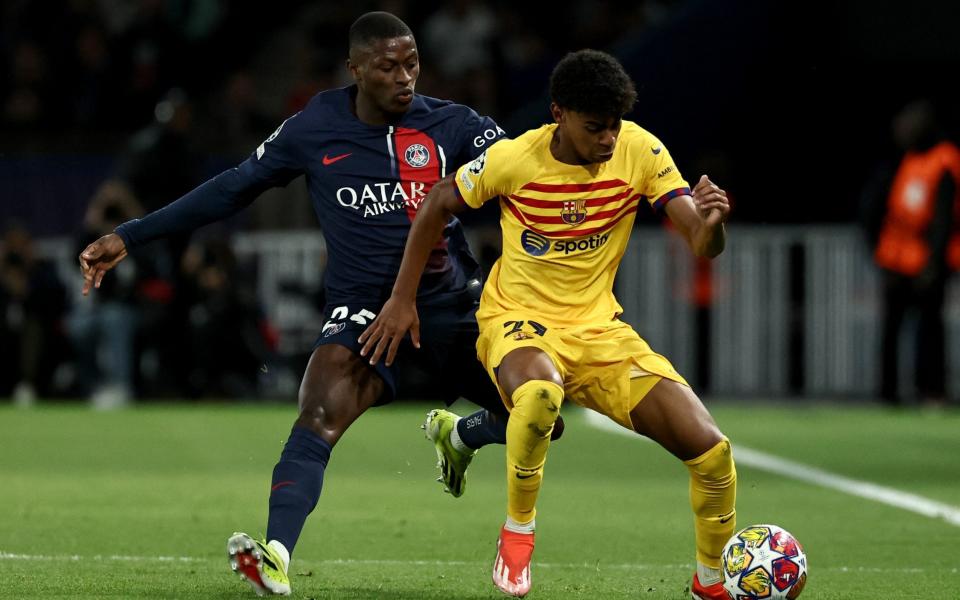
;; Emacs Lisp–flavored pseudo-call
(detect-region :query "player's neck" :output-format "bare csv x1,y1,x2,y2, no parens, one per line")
353,94,405,127
549,128,588,166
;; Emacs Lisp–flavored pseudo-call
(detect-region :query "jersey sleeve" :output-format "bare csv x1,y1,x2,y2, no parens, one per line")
453,139,516,209
244,111,307,186
115,113,307,248
453,107,507,163
637,135,691,211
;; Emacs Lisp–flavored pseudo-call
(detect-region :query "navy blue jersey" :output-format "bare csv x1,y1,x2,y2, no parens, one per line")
116,85,504,305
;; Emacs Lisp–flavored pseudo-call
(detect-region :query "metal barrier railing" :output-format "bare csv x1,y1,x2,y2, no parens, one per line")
38,225,959,399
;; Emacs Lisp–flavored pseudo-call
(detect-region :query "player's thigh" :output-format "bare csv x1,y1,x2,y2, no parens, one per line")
314,300,400,398
497,346,564,400
564,321,682,427
628,378,723,461
296,343,385,446
471,312,566,405
417,303,506,414
481,317,564,401
452,355,511,416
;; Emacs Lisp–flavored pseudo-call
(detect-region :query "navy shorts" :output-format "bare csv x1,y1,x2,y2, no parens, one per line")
313,295,506,413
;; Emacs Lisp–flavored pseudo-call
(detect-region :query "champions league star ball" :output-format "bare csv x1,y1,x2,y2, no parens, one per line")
721,524,807,599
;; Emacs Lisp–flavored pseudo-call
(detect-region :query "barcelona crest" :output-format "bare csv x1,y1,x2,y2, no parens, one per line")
560,199,587,225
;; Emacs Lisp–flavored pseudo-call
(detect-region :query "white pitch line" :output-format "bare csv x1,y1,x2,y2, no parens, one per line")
1,552,954,574
0,552,202,562
0,552,688,570
584,411,960,527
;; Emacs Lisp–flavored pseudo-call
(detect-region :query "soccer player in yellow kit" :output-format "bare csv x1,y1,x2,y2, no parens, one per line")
360,49,735,600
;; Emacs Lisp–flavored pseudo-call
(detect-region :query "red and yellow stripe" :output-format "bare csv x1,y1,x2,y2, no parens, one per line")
503,178,641,238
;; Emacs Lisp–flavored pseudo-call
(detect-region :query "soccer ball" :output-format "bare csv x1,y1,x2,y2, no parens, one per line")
721,524,807,599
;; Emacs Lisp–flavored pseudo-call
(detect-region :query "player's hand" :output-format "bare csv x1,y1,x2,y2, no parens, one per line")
79,233,128,296
692,174,730,228
358,296,420,367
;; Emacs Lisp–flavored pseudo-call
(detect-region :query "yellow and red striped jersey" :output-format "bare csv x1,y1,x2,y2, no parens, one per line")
455,120,689,328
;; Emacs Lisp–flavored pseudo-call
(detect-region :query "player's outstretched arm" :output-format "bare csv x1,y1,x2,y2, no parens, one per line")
359,176,467,366
79,233,128,296
664,174,730,258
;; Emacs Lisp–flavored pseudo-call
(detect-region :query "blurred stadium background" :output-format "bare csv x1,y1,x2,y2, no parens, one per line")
2,0,960,406
3,2,960,598
4,0,960,407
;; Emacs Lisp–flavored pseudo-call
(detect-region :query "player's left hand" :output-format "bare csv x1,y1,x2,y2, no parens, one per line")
358,296,420,367
692,174,730,227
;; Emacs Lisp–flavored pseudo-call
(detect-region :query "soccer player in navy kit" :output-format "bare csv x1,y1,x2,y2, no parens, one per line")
78,12,562,596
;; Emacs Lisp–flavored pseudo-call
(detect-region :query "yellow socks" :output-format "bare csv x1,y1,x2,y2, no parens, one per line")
503,376,734,570
684,437,737,568
505,380,564,525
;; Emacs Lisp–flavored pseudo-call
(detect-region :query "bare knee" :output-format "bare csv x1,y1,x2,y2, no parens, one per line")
673,413,726,462
497,347,563,399
295,386,335,439
630,379,725,460
692,420,725,457
293,345,384,446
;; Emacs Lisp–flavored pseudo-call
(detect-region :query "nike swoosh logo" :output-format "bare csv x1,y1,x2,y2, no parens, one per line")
719,511,735,524
271,480,295,491
322,153,352,166
651,146,662,155
516,472,537,479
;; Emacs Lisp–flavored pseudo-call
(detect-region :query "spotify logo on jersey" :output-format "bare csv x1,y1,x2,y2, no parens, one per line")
521,230,551,256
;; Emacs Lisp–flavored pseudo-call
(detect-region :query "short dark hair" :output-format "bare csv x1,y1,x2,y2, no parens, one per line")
549,49,637,118
348,12,413,51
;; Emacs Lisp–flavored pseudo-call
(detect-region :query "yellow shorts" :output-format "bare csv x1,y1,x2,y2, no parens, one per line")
476,314,689,429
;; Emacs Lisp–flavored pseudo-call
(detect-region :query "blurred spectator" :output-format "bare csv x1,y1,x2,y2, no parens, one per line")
113,0,178,125
68,22,117,128
69,87,231,405
421,0,497,114
217,69,278,152
67,185,143,409
180,239,276,398
94,88,205,397
492,7,554,117
862,100,960,406
2,40,54,129
0,222,69,406
117,87,202,215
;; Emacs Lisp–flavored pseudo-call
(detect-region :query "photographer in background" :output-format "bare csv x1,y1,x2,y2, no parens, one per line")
0,222,68,406
180,238,275,398
67,185,144,408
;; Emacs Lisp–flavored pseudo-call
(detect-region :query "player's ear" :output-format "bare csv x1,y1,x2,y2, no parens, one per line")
346,58,360,82
550,103,563,124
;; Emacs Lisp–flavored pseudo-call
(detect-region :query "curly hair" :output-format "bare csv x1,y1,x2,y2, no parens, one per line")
549,49,637,118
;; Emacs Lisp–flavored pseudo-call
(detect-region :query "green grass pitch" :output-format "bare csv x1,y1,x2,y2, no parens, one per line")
2,401,958,598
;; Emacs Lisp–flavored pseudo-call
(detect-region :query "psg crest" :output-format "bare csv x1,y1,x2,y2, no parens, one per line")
560,199,587,225
404,143,430,168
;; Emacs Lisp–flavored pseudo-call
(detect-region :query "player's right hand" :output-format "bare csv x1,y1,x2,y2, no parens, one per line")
692,174,730,227
79,233,128,296
358,296,420,367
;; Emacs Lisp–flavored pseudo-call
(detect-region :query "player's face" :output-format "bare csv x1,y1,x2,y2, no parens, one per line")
349,36,419,120
553,105,621,164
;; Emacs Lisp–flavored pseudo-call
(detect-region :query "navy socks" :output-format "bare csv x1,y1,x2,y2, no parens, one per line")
266,427,331,554
456,409,507,448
